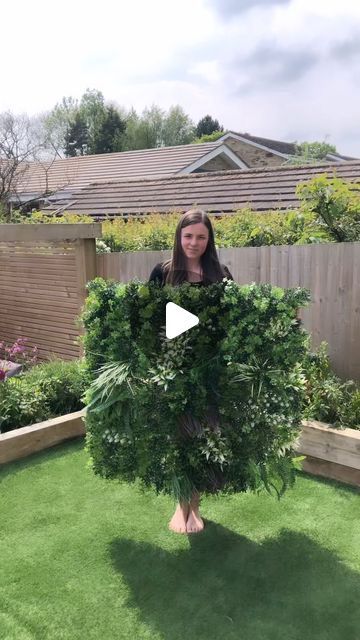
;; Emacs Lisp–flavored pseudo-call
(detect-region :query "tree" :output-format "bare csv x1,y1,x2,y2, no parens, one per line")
162,105,195,147
44,96,79,158
122,105,162,149
285,141,338,165
138,104,166,148
92,106,126,154
50,90,127,156
50,89,108,156
121,104,195,150
79,89,107,154
46,93,199,154
195,115,223,138
0,108,80,219
193,130,226,144
64,112,89,156
120,108,142,151
120,104,165,150
24,112,67,196
0,111,42,219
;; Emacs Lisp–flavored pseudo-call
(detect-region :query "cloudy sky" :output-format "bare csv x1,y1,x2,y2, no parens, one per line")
2,0,360,155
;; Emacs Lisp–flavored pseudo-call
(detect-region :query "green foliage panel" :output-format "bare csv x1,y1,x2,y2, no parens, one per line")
82,277,311,502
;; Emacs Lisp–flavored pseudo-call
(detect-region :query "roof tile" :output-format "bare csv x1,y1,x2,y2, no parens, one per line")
43,160,360,218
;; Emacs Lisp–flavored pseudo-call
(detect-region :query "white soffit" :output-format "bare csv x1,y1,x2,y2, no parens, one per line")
179,144,248,174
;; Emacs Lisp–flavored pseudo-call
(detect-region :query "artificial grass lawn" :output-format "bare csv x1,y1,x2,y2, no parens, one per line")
1,439,359,640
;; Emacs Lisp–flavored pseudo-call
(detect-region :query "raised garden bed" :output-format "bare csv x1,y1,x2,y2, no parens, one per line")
0,409,86,464
294,420,360,487
1,412,359,488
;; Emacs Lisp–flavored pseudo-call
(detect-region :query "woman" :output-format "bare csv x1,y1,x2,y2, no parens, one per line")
148,208,234,534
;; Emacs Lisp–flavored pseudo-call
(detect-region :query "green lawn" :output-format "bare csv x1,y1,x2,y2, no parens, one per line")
1,439,359,640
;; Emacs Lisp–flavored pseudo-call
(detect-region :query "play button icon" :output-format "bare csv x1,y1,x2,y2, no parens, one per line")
166,302,199,340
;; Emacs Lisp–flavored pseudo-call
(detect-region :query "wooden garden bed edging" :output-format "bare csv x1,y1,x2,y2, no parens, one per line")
295,420,360,488
0,414,359,489
0,409,86,465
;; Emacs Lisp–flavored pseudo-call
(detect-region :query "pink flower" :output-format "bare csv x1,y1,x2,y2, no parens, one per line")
0,337,38,369
11,345,25,355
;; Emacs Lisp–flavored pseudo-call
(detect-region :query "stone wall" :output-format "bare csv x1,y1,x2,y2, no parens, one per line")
198,154,235,172
224,138,286,168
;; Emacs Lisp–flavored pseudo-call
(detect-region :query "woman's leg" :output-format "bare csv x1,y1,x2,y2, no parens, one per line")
169,501,189,533
186,491,204,533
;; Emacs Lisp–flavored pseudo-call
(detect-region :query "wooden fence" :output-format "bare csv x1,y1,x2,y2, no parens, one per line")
0,224,101,361
1,226,359,381
97,242,360,382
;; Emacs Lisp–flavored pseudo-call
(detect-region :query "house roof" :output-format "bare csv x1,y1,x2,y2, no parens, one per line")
219,131,296,156
42,159,360,219
13,132,358,205
14,141,242,197
218,131,358,161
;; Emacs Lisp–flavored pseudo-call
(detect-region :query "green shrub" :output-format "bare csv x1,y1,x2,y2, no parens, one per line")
297,175,360,242
22,211,95,224
193,130,226,143
101,213,179,252
302,341,360,429
0,358,89,433
342,390,360,428
82,277,311,502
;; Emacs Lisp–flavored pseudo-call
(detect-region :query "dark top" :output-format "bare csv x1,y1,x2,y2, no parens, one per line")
148,262,234,287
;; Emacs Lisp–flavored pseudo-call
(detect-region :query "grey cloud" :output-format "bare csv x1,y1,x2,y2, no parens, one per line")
206,0,292,18
250,46,317,81
329,37,360,61
132,42,318,96
232,45,319,94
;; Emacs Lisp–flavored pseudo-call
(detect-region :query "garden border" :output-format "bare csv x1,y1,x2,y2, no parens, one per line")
294,420,360,488
0,410,86,465
0,414,359,488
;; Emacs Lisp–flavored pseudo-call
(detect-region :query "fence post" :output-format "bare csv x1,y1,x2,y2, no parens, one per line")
75,238,98,357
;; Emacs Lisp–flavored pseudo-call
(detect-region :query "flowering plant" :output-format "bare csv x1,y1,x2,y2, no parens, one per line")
0,338,38,381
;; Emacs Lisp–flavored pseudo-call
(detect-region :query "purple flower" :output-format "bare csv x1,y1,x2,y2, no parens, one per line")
11,345,25,355
0,337,38,370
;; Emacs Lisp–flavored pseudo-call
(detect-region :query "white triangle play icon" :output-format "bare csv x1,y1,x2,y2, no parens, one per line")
166,302,199,339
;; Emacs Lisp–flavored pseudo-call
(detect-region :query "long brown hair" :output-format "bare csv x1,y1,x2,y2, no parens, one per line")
162,209,226,286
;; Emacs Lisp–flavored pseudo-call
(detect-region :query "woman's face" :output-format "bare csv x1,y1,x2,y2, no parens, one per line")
180,222,209,260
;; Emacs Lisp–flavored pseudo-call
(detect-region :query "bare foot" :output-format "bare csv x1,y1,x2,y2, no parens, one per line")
168,502,189,534
186,492,204,533
186,508,204,533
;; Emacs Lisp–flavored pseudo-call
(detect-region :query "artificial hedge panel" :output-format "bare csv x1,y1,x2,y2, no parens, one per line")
82,277,310,502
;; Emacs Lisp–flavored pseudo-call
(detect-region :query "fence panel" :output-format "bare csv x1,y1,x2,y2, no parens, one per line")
1,228,359,380
98,242,360,381
0,224,100,361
